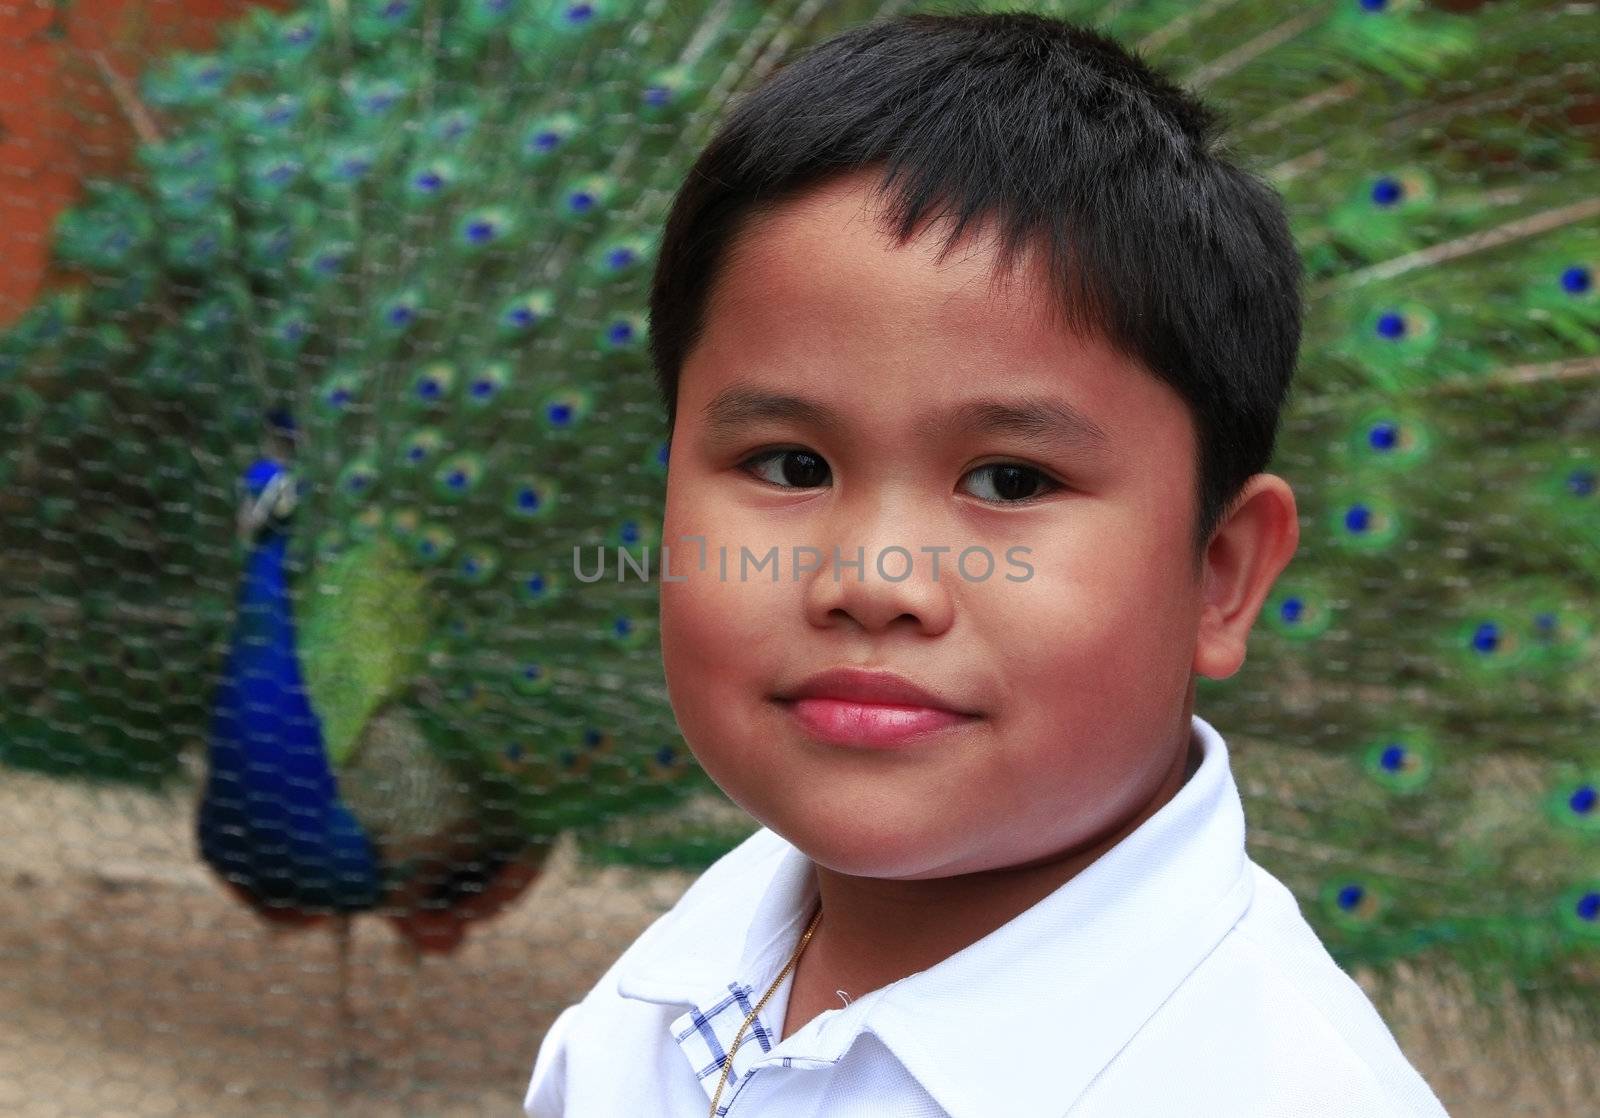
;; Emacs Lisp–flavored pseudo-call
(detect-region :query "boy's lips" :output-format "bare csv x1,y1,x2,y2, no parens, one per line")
776,696,977,749
772,667,982,749
773,666,979,714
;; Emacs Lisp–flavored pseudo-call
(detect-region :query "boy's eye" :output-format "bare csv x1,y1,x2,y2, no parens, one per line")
740,448,831,489
963,462,1062,503
738,449,1062,504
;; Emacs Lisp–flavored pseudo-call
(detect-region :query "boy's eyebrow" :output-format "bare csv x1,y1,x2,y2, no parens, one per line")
916,395,1112,451
700,384,1112,451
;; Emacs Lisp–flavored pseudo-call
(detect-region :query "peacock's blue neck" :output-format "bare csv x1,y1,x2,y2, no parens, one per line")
198,528,381,911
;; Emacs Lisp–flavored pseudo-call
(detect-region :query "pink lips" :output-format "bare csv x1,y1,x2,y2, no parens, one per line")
781,697,974,748
774,667,980,749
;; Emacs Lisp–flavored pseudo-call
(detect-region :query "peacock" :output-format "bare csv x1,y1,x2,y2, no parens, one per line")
0,0,1597,1102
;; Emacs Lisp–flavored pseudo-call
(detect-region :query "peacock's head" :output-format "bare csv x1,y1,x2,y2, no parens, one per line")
237,457,299,542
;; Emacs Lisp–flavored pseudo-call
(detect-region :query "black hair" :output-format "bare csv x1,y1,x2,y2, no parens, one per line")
647,6,1303,566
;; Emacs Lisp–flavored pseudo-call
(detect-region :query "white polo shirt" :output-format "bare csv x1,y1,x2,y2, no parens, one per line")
524,713,1451,1117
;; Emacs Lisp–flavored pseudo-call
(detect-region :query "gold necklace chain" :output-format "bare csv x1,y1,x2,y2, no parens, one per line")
706,899,824,1117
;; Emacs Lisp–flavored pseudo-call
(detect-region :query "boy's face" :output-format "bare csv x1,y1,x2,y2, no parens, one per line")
659,169,1220,881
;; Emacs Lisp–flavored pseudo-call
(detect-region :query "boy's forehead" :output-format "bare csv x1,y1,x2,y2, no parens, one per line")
686,173,1201,479
717,169,1060,343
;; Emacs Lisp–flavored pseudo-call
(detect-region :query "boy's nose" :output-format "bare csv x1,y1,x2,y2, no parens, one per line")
798,536,958,636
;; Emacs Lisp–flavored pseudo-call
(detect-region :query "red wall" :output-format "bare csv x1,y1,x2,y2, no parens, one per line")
0,0,294,327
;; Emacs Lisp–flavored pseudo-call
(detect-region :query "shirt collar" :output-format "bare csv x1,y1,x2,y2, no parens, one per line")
616,713,1255,1118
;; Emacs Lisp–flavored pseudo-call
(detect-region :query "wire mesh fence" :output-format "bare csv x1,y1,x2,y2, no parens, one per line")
2,0,1598,1114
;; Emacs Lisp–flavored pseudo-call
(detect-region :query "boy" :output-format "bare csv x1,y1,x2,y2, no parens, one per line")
527,10,1451,1117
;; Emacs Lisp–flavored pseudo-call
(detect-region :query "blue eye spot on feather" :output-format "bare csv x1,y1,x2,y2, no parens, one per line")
1281,597,1303,622
1370,176,1402,205
1562,265,1591,294
336,458,378,501
264,160,298,186
1359,0,1390,11
569,191,593,213
380,0,412,20
414,526,454,563
599,312,646,351
1579,894,1600,922
411,362,455,403
549,404,571,425
1572,786,1597,815
1368,422,1397,450
434,452,484,499
466,362,508,406
509,475,558,519
361,90,399,114
428,108,476,143
1344,504,1370,534
458,546,497,583
1364,734,1434,793
456,207,516,249
1472,622,1499,653
614,618,632,638
607,247,636,269
1567,469,1595,497
566,3,594,23
1375,312,1406,339
1324,878,1385,929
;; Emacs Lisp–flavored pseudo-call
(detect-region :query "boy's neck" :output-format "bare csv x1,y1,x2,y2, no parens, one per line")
790,718,1201,1023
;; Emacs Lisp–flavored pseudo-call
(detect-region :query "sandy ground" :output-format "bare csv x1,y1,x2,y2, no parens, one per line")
1,769,1597,1117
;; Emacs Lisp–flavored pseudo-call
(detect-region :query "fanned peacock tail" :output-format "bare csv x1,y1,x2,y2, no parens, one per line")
0,0,1596,1036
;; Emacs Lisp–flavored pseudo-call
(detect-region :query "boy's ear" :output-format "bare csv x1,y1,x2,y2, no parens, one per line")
1193,474,1300,681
